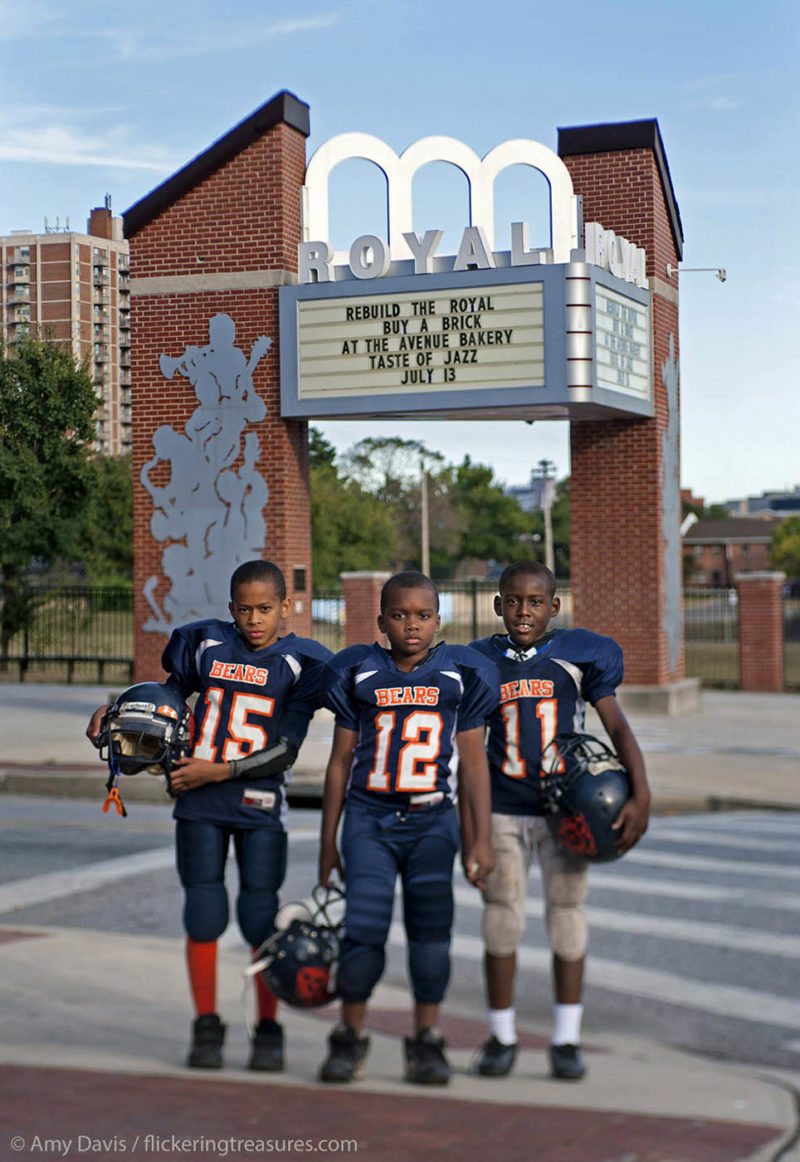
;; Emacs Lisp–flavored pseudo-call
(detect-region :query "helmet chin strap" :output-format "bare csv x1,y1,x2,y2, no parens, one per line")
102,756,127,817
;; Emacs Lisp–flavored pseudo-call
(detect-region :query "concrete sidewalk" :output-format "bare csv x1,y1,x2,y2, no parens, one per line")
1,683,800,1161
1,684,798,814
0,922,798,1162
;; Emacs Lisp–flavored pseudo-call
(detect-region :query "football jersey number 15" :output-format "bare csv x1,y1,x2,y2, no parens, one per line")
193,689,276,762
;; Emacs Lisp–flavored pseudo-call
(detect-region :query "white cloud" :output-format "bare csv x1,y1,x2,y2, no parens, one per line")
0,125,174,172
110,12,341,61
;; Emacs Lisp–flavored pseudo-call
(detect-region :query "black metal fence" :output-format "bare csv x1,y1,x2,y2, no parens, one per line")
2,583,799,690
0,586,134,683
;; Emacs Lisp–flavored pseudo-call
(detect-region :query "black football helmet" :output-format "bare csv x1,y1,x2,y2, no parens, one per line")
541,733,632,863
98,682,193,778
249,885,344,1009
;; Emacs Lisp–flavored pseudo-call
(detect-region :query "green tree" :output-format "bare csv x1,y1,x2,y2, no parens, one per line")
449,456,533,567
70,453,134,584
309,429,396,587
0,337,98,652
340,436,454,570
771,516,800,579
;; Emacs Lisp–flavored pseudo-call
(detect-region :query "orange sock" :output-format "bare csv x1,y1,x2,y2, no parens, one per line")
252,947,278,1022
186,938,217,1016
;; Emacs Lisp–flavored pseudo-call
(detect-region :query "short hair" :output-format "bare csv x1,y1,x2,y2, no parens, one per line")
497,561,557,599
229,559,287,600
380,571,439,612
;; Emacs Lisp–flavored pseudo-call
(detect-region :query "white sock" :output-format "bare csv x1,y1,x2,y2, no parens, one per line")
552,1003,583,1046
488,1007,516,1046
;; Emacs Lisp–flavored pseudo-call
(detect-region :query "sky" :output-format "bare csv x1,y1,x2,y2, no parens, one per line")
1,0,798,504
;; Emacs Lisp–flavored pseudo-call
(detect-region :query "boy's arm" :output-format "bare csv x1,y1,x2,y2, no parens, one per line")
595,695,650,854
169,739,298,793
318,724,357,888
456,726,494,889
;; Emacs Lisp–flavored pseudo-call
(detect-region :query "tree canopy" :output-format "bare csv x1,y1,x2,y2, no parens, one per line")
771,515,800,579
310,429,567,584
0,337,99,649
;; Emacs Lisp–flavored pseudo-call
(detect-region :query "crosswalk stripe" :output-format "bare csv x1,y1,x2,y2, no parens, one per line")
655,816,800,837
0,828,322,917
0,846,176,914
387,922,800,1032
623,847,800,879
452,885,800,957
581,868,800,913
642,828,799,853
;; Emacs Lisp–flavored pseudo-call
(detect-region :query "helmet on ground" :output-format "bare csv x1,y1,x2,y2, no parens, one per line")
541,733,631,863
99,682,193,777
250,885,344,1008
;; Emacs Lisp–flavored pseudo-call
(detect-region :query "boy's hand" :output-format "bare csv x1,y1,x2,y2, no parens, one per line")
611,795,650,855
318,840,343,889
169,756,229,793
86,705,110,747
462,839,494,890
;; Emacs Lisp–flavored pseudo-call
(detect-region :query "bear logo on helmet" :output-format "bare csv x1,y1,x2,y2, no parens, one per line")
541,733,632,863
248,885,344,1009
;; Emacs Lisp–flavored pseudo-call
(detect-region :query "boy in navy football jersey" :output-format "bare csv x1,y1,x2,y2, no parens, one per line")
317,571,498,1086
88,560,331,1071
469,562,649,1081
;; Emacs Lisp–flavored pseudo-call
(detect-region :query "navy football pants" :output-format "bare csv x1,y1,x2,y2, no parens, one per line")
175,819,287,948
338,800,459,1005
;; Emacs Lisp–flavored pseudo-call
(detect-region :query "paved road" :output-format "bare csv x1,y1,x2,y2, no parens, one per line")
2,795,798,1074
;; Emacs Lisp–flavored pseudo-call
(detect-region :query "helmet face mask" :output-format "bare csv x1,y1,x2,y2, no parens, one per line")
541,734,632,863
250,885,344,1009
99,683,193,777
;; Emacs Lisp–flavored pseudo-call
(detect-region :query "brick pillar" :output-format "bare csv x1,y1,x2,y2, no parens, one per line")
124,92,312,681
341,572,391,648
560,121,692,706
737,572,786,692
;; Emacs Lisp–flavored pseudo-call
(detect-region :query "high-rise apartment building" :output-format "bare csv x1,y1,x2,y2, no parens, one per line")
1,201,131,456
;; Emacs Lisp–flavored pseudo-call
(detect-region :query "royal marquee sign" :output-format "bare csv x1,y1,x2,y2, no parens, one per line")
279,133,652,421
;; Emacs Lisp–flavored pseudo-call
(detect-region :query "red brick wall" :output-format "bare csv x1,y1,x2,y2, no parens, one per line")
564,147,683,686
129,120,310,681
341,573,391,648
737,573,785,692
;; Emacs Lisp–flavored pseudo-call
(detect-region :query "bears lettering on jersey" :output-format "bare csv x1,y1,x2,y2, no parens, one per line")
500,678,554,702
208,659,269,685
375,685,440,707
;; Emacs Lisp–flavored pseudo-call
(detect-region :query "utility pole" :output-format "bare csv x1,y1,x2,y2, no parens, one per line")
533,459,557,575
420,459,430,577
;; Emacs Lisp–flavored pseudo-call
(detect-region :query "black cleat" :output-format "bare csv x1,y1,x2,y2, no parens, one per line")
549,1042,586,1080
404,1027,451,1085
476,1035,518,1077
319,1024,370,1083
249,1018,284,1072
187,1013,225,1069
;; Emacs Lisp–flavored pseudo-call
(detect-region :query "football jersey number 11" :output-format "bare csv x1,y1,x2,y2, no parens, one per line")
501,699,559,778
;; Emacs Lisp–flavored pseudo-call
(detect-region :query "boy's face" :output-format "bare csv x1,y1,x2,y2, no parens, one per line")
229,579,291,651
494,571,560,649
378,586,441,670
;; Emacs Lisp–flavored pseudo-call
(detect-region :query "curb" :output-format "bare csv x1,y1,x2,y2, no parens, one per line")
2,764,798,815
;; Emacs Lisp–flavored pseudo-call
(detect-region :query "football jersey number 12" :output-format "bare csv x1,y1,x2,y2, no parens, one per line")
367,709,444,793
